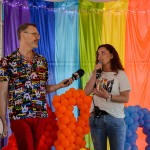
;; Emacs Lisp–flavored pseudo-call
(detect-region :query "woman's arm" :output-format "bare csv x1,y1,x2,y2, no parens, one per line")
94,88,130,103
84,70,97,96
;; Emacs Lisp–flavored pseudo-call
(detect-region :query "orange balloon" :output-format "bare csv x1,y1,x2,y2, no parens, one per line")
60,139,69,148
65,147,73,150
83,96,92,106
54,140,59,147
83,126,90,134
59,124,67,131
57,133,66,141
52,95,60,104
67,134,75,143
67,105,74,111
69,98,76,105
60,94,66,99
75,126,83,135
55,112,64,119
72,90,80,99
57,105,67,113
52,101,60,109
64,110,73,118
70,117,76,123
69,88,76,92
77,120,85,128
81,104,88,112
75,136,83,145
75,145,80,150
78,89,86,98
76,98,83,106
55,145,64,150
80,140,86,147
64,90,72,99
60,116,70,124
68,123,76,131
62,128,72,136
70,143,76,149
80,114,89,121
61,98,69,106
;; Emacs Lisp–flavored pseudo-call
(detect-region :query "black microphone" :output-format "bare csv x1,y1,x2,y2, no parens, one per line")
96,61,102,79
64,69,85,85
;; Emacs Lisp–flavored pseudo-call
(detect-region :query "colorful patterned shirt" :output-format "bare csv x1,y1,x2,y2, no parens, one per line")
0,50,48,120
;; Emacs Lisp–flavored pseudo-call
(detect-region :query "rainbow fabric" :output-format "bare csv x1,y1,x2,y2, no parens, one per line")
2,0,150,149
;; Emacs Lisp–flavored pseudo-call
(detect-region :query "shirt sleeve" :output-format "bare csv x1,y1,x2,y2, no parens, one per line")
118,70,131,92
0,58,9,81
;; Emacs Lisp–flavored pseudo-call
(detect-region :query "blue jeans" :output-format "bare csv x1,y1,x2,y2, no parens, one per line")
89,113,126,150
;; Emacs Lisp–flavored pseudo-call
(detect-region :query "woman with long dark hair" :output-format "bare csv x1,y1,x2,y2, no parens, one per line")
84,44,131,150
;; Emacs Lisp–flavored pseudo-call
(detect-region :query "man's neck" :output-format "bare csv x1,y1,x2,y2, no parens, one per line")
18,47,34,62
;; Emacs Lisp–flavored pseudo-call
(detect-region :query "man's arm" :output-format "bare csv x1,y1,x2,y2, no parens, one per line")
46,78,73,93
0,81,8,138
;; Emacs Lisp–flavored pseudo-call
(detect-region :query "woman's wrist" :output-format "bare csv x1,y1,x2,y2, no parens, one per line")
106,93,112,102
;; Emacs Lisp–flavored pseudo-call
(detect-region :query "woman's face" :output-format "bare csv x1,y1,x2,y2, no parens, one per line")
97,47,113,66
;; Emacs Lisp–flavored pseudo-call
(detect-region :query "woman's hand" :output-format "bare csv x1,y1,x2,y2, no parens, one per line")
93,87,110,99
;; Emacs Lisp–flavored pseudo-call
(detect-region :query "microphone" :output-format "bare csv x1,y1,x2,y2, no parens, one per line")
64,69,85,85
96,61,102,79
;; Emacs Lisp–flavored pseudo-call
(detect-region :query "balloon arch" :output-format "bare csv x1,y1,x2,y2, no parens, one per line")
2,88,150,150
124,105,150,150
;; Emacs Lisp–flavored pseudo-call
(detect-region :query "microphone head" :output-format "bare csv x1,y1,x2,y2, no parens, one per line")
72,69,85,80
98,61,102,64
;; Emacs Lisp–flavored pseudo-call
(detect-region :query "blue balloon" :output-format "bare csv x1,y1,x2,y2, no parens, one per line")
126,136,136,144
130,112,139,121
126,106,137,113
144,114,150,122
124,111,130,117
141,108,149,114
139,119,144,127
144,123,150,130
124,142,131,150
126,129,133,137
146,136,150,144
137,110,144,119
131,144,138,150
128,124,138,132
125,117,134,125
124,106,150,150
135,105,141,111
146,145,150,150
143,128,150,134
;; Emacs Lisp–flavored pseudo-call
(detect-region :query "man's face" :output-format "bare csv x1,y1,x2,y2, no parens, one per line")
21,26,40,49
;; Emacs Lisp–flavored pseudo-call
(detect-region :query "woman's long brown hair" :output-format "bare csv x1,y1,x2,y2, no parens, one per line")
96,44,124,73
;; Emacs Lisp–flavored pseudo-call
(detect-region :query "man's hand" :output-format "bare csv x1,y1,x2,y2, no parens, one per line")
0,122,8,139
46,77,74,93
59,77,74,88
